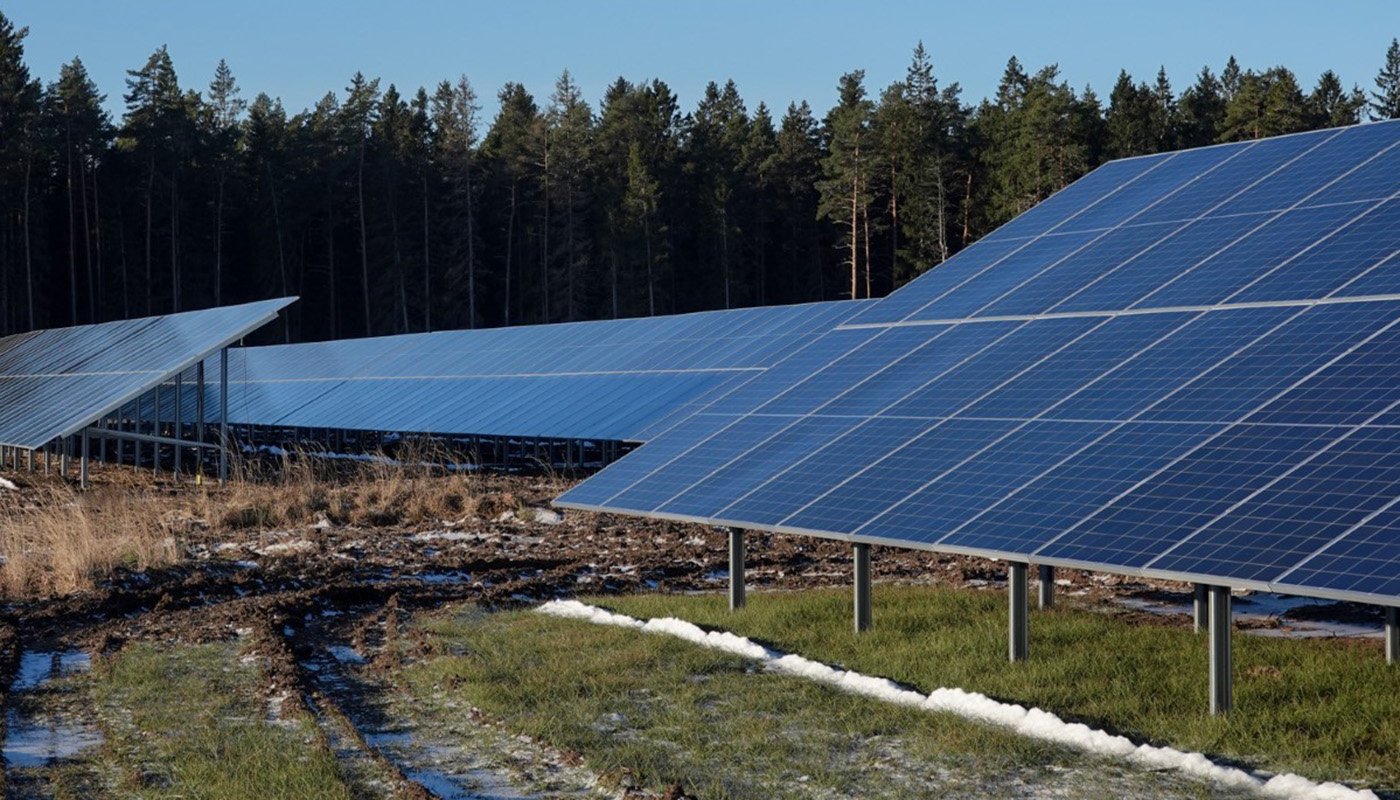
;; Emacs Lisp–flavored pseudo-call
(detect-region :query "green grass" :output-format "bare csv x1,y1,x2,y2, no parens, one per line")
399,606,1232,799
601,586,1400,793
92,641,352,800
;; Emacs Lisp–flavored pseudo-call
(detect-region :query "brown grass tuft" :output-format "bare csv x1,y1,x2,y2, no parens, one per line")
0,487,180,597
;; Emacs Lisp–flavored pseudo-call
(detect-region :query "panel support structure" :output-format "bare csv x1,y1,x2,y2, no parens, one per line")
1209,585,1233,715
219,348,229,486
853,542,872,633
1037,565,1055,610
1387,607,1398,666
728,527,746,611
1193,584,1208,634
79,430,90,489
1009,562,1029,662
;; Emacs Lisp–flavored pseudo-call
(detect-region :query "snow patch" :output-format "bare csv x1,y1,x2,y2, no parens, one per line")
537,599,1377,800
0,477,18,491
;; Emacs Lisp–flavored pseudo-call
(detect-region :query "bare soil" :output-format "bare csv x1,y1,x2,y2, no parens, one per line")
0,462,1387,798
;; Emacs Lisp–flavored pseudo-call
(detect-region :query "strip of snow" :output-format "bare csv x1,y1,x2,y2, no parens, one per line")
537,599,1377,800
0,477,17,491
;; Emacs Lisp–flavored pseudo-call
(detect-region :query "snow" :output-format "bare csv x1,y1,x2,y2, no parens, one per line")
538,600,1378,800
0,477,17,491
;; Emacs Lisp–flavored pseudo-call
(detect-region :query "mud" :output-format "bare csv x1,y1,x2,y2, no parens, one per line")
0,464,1388,798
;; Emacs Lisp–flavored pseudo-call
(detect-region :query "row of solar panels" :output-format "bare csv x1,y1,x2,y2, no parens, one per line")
557,120,1400,608
135,299,870,443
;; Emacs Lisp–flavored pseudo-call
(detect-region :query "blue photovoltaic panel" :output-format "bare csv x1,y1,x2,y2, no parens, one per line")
170,299,869,443
558,120,1400,606
0,299,293,449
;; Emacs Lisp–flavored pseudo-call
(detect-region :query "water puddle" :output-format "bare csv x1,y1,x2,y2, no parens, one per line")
1117,592,1385,639
299,634,545,799
5,650,104,769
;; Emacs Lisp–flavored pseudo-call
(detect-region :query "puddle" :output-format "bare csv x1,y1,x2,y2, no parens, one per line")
5,650,103,769
1116,593,1385,639
301,635,549,799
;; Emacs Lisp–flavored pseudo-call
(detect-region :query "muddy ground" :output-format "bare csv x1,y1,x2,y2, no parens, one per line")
0,463,1389,798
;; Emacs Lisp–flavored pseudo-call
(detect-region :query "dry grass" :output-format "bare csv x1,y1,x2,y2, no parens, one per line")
0,487,180,597
0,442,515,600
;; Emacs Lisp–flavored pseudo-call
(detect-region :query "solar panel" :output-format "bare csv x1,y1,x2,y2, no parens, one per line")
164,300,870,443
0,299,294,450
557,119,1400,607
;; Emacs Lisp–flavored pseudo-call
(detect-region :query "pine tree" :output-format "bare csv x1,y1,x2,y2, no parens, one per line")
767,102,823,300
1370,38,1400,120
1105,70,1155,157
1219,67,1308,141
1308,70,1366,128
341,72,380,334
122,45,186,315
818,71,874,299
431,76,480,329
546,71,592,321
205,59,244,307
1178,66,1225,147
0,11,42,331
47,58,110,324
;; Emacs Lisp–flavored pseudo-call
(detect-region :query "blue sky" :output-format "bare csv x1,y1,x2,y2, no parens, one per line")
8,1,1400,121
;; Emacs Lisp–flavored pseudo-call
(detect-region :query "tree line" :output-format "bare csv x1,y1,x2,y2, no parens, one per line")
3,11,1400,344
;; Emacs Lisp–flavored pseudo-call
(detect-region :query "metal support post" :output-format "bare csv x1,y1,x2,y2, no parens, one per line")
1209,585,1233,715
1193,583,1208,634
196,361,206,482
1387,607,1398,666
728,527,746,611
1037,564,1055,610
219,348,229,485
60,436,70,478
1009,562,1029,662
80,430,90,489
174,373,183,476
26,448,33,472
853,542,872,633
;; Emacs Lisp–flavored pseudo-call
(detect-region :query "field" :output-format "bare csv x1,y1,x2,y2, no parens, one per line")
0,459,1393,799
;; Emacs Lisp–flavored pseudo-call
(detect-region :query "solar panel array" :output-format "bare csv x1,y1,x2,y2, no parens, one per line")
156,300,867,443
557,121,1400,607
0,298,294,450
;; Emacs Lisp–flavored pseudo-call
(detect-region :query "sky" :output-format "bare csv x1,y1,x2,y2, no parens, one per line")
7,0,1400,122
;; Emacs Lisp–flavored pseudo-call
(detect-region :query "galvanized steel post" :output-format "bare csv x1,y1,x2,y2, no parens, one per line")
80,430,90,489
1009,562,1029,662
1387,607,1398,666
1037,564,1055,609
1209,585,1233,715
853,542,872,633
196,361,206,481
60,436,70,478
174,373,183,476
728,527,746,611
219,348,229,485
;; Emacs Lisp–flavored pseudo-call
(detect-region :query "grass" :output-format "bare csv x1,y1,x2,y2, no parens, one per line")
397,606,1229,799
0,444,512,599
599,586,1400,793
91,641,352,800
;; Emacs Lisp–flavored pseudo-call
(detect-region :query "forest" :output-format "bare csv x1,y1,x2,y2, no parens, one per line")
3,11,1400,343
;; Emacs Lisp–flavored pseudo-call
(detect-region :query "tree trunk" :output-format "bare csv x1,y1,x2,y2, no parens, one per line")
266,165,291,341
357,140,371,336
92,164,103,320
889,163,898,288
540,146,550,323
721,205,730,309
22,155,34,330
325,192,337,338
609,219,620,319
961,170,974,247
80,157,94,321
170,167,180,312
863,202,872,300
849,173,859,300
464,157,476,329
504,181,516,326
214,169,225,306
421,171,431,332
145,152,154,315
566,181,575,321
935,156,949,264
66,124,77,324
644,214,654,316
